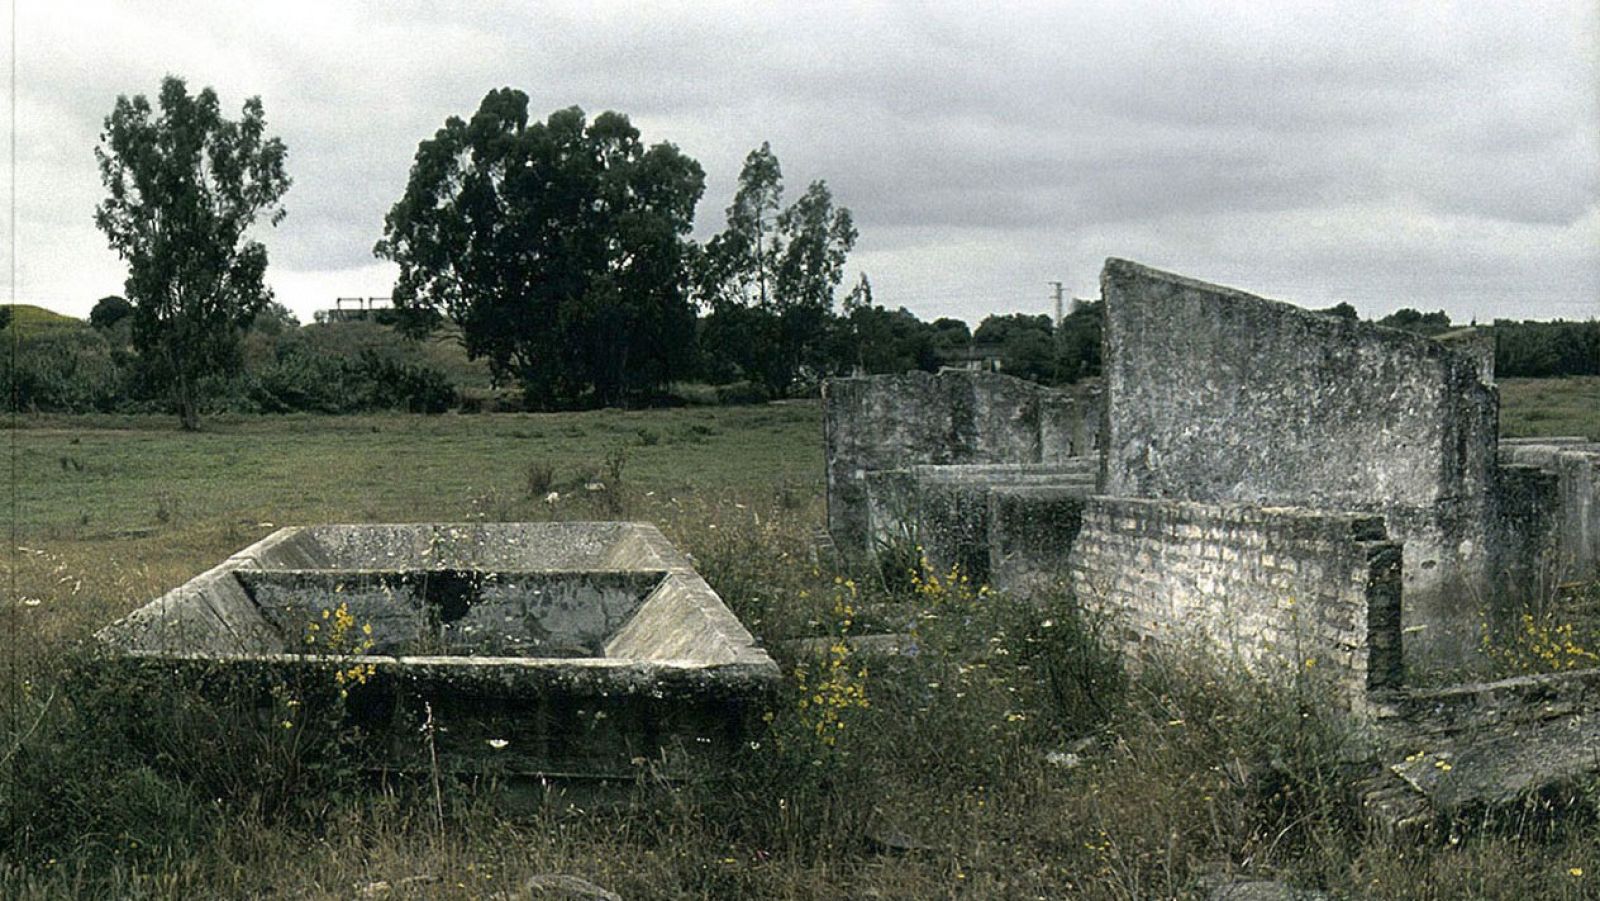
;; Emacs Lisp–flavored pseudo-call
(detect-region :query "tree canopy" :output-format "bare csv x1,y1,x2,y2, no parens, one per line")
697,143,857,395
94,76,290,429
1378,307,1453,336
89,295,133,331
375,91,705,407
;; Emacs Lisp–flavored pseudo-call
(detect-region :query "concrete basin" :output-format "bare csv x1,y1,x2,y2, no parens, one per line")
96,522,778,780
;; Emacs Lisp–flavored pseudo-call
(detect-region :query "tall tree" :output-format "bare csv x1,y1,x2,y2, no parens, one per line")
95,76,290,430
376,92,704,407
699,144,857,394
703,142,783,310
774,179,857,383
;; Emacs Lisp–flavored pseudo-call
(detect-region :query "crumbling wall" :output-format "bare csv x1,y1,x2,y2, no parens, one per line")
823,371,1101,559
1099,259,1497,670
1499,439,1600,581
988,486,1087,596
1067,497,1404,702
1491,464,1562,606
860,462,1096,582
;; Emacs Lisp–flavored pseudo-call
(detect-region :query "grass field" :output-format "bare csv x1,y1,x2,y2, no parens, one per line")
2,386,1599,899
1499,376,1600,441
1,305,83,337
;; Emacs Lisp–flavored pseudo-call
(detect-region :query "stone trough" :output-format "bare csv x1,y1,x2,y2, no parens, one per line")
95,522,778,781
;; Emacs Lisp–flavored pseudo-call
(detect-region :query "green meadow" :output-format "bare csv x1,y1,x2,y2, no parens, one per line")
1499,376,1600,440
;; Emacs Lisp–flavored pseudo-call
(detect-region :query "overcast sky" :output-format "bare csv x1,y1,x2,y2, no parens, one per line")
4,0,1596,326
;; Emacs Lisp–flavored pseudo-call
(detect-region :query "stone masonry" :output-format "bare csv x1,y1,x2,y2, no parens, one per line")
1068,497,1403,704
1099,259,1499,672
823,257,1600,819
822,370,1103,565
1499,438,1600,581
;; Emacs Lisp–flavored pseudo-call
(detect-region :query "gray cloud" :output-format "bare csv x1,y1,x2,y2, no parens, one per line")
6,0,1595,328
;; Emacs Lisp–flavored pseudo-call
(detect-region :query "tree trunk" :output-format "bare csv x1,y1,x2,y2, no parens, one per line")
175,373,200,431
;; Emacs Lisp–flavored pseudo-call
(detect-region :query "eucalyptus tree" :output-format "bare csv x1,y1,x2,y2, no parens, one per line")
376,91,705,407
95,76,290,429
698,143,857,394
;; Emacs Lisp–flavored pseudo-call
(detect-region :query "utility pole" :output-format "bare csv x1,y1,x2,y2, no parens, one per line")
1048,280,1066,383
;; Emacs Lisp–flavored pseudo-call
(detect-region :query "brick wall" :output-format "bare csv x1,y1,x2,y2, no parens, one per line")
1068,497,1404,701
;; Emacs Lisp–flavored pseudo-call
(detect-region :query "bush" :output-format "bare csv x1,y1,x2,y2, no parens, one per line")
349,350,455,413
247,342,350,413
524,460,555,498
245,328,456,414
2,654,374,867
0,328,129,413
713,380,770,405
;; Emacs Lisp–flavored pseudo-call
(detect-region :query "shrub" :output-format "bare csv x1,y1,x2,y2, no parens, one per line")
245,332,456,414
524,460,556,498
350,350,455,413
713,380,770,406
0,328,128,413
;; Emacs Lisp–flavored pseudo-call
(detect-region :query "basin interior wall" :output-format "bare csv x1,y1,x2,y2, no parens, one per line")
99,522,774,669
235,569,666,658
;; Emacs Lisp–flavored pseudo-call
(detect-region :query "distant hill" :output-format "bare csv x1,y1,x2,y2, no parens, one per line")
2,304,85,335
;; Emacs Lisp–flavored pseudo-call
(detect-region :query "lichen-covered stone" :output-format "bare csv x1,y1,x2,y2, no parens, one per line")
822,370,1101,560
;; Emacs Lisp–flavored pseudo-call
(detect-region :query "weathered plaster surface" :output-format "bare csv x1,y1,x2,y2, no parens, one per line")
1099,259,1497,670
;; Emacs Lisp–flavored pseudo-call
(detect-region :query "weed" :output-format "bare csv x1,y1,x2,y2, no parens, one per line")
1483,608,1600,675
465,487,519,522
869,531,923,596
303,600,377,693
523,460,555,498
791,580,872,751
603,444,628,487
598,445,629,516
153,492,174,524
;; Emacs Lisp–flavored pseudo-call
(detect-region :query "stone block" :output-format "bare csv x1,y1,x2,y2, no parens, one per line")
822,370,1101,559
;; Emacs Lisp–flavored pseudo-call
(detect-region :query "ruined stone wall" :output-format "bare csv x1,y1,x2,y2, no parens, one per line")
1100,259,1496,511
823,371,1101,559
860,462,1097,582
1099,259,1497,670
1499,440,1600,581
1068,497,1404,701
988,486,1087,597
1492,464,1562,605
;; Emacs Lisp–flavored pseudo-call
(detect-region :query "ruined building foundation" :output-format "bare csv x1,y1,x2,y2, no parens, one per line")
824,258,1600,821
